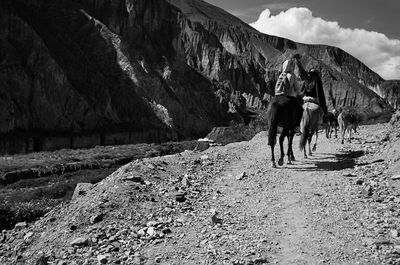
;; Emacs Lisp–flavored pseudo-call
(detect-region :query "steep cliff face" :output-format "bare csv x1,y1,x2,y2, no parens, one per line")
377,81,400,109
0,0,394,153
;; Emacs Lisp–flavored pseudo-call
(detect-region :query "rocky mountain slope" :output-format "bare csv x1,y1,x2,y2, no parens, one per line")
376,81,400,109
0,0,394,153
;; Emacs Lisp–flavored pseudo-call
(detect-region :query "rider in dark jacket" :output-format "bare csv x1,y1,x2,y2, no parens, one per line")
302,68,328,115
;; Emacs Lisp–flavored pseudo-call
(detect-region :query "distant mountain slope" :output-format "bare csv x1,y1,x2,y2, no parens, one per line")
376,80,400,109
0,0,393,153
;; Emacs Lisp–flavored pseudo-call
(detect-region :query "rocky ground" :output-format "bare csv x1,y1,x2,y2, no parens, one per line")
2,122,400,265
0,140,208,230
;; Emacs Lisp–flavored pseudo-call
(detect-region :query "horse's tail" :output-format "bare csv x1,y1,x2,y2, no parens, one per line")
267,101,279,146
299,108,310,151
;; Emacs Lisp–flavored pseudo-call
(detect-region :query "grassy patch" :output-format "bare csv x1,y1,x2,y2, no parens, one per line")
0,199,59,230
0,140,201,230
0,167,116,230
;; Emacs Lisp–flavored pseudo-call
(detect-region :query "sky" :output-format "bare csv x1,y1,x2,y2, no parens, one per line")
204,0,400,80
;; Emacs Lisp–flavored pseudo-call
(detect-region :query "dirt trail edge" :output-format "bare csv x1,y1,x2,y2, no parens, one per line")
0,124,392,265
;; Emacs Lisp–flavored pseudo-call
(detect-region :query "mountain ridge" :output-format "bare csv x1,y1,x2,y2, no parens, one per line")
0,0,394,154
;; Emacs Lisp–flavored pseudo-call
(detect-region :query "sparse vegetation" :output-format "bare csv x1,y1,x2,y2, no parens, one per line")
0,140,203,230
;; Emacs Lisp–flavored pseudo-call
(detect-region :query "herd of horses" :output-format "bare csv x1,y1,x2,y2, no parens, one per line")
267,96,359,168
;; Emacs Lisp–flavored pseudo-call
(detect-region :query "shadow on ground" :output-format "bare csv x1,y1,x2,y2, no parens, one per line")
293,150,365,171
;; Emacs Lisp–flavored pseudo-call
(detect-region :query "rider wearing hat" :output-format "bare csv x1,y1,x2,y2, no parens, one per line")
302,68,328,115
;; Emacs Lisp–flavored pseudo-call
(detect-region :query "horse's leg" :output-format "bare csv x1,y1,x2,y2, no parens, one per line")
325,126,329,139
334,126,338,138
270,144,276,168
278,131,285,166
349,128,352,143
341,128,345,144
308,133,313,156
287,130,295,164
312,130,318,152
286,134,291,165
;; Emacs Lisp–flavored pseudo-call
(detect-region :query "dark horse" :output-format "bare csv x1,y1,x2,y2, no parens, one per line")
325,109,339,138
267,95,303,168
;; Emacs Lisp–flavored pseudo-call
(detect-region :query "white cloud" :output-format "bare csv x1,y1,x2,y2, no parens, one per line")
250,8,400,80
228,3,293,21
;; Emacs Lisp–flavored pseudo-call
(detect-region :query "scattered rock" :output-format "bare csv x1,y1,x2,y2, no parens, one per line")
391,229,399,238
375,239,393,247
137,228,147,237
90,213,105,224
71,183,93,201
147,227,156,236
200,155,209,161
252,257,269,264
182,177,191,187
147,221,161,227
236,172,247,180
211,213,223,225
35,255,48,265
97,254,108,264
355,179,364,185
24,232,34,242
15,222,27,230
391,175,400,180
362,185,373,196
175,192,186,202
147,163,156,170
162,228,172,234
70,237,90,247
124,175,143,183
343,173,357,177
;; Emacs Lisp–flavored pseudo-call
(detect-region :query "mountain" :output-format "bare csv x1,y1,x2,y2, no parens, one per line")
374,80,400,109
0,0,393,154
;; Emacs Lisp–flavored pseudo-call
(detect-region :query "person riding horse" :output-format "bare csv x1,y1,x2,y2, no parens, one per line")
274,59,304,131
275,59,303,108
299,68,328,157
302,68,328,117
267,58,304,167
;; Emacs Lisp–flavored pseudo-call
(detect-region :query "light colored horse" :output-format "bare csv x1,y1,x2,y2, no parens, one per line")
299,102,324,158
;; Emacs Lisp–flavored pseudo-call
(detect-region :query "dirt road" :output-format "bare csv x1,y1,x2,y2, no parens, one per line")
2,123,399,265
144,127,382,264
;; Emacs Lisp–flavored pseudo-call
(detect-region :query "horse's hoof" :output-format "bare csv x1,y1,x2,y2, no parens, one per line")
291,156,296,161
312,146,316,152
278,158,284,166
272,162,277,168
287,161,292,165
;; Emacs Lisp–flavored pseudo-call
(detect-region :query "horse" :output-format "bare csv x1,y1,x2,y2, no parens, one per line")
338,111,360,144
325,109,339,138
299,101,324,158
267,95,303,168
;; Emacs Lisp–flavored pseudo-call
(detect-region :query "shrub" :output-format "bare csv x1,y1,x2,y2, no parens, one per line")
0,199,58,230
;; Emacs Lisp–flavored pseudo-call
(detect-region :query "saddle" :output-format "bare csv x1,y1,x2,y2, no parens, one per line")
303,96,320,106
